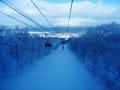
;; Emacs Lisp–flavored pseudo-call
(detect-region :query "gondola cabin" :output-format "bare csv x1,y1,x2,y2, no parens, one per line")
45,41,52,48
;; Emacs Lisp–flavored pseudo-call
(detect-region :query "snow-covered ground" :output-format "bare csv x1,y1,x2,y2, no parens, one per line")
0,45,103,90
29,32,86,40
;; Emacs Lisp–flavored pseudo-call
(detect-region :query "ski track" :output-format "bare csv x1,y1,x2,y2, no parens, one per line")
1,45,103,90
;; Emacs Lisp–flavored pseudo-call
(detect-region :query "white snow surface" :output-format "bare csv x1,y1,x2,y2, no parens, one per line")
29,32,86,40
0,45,103,90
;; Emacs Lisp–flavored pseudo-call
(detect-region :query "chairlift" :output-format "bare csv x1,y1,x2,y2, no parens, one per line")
44,34,52,48
45,41,52,48
44,39,52,48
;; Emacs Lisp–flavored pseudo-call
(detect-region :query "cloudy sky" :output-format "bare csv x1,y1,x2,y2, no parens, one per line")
0,0,120,27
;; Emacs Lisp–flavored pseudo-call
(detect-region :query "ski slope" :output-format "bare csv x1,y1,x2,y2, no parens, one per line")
1,45,103,90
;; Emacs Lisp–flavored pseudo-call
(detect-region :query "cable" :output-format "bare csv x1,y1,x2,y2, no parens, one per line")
31,0,54,28
0,10,36,29
0,0,45,30
67,0,73,32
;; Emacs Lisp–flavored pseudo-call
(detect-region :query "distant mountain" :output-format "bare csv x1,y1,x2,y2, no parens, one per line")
29,27,89,33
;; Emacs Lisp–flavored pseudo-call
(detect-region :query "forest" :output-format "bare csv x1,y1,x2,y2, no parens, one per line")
0,23,120,90
0,26,61,77
68,22,120,90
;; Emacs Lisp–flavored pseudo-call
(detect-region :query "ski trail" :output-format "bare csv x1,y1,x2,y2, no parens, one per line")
3,45,103,90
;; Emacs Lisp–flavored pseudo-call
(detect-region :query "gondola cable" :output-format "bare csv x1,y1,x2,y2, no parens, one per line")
0,0,46,30
67,0,73,32
61,0,74,50
31,0,54,29
30,0,55,48
0,11,36,29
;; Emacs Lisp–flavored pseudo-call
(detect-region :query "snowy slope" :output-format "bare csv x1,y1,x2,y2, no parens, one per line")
0,45,103,90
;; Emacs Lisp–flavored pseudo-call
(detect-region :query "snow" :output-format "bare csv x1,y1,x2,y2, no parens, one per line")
0,45,102,90
29,32,86,39
68,23,120,90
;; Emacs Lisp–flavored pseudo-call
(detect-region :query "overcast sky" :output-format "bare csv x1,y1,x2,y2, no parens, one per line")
0,0,120,27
